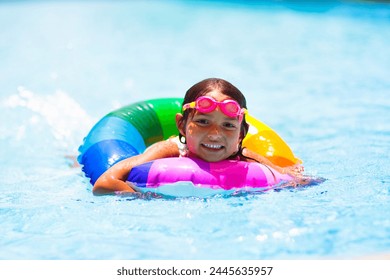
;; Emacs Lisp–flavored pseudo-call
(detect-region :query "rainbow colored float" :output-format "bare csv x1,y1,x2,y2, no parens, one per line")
78,98,301,197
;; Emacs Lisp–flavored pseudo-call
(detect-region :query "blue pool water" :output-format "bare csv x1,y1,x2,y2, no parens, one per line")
1,0,389,259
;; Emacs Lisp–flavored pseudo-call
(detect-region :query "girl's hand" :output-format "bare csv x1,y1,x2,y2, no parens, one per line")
282,164,305,176
241,147,305,177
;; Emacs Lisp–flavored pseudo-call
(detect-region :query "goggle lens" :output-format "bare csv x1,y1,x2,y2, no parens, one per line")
222,101,240,116
197,97,217,113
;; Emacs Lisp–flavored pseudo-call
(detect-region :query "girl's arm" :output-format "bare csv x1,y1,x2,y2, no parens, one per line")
93,139,180,195
241,147,304,176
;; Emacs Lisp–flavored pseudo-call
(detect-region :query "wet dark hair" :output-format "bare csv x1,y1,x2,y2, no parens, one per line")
178,78,249,142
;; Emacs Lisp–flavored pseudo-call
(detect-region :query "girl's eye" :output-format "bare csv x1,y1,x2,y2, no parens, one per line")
194,118,209,125
223,122,238,129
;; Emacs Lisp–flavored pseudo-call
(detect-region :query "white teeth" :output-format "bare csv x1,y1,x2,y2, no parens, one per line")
203,143,223,149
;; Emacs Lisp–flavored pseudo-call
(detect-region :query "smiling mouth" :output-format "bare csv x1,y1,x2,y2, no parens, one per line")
202,143,224,150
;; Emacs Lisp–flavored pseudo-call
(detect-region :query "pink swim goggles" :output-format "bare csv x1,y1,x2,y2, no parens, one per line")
182,96,247,121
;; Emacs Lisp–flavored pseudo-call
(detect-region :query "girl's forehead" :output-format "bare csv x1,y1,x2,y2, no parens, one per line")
204,90,231,101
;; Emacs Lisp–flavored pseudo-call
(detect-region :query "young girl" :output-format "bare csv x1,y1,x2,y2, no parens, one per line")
93,78,303,195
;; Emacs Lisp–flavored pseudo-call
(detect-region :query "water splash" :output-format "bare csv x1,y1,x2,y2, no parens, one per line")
2,87,94,153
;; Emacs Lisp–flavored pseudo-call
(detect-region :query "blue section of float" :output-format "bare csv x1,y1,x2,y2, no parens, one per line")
78,116,146,156
80,139,139,185
127,161,153,187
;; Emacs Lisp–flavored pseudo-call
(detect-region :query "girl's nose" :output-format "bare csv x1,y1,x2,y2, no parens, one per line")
207,125,222,140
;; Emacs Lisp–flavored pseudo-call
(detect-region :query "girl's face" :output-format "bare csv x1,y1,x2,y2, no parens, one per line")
176,91,243,162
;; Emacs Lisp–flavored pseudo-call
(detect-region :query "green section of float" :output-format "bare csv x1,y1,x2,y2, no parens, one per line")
107,98,182,147
107,100,162,147
150,98,182,139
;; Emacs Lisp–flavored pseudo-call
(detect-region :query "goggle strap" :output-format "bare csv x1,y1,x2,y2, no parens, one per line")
183,101,196,111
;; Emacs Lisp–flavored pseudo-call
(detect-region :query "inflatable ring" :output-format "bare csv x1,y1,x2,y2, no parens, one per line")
78,98,301,197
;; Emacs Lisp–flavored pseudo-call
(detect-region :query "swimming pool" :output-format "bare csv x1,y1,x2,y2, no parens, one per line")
1,0,389,260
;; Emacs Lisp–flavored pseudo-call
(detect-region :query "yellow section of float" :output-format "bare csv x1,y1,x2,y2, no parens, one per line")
243,114,302,167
